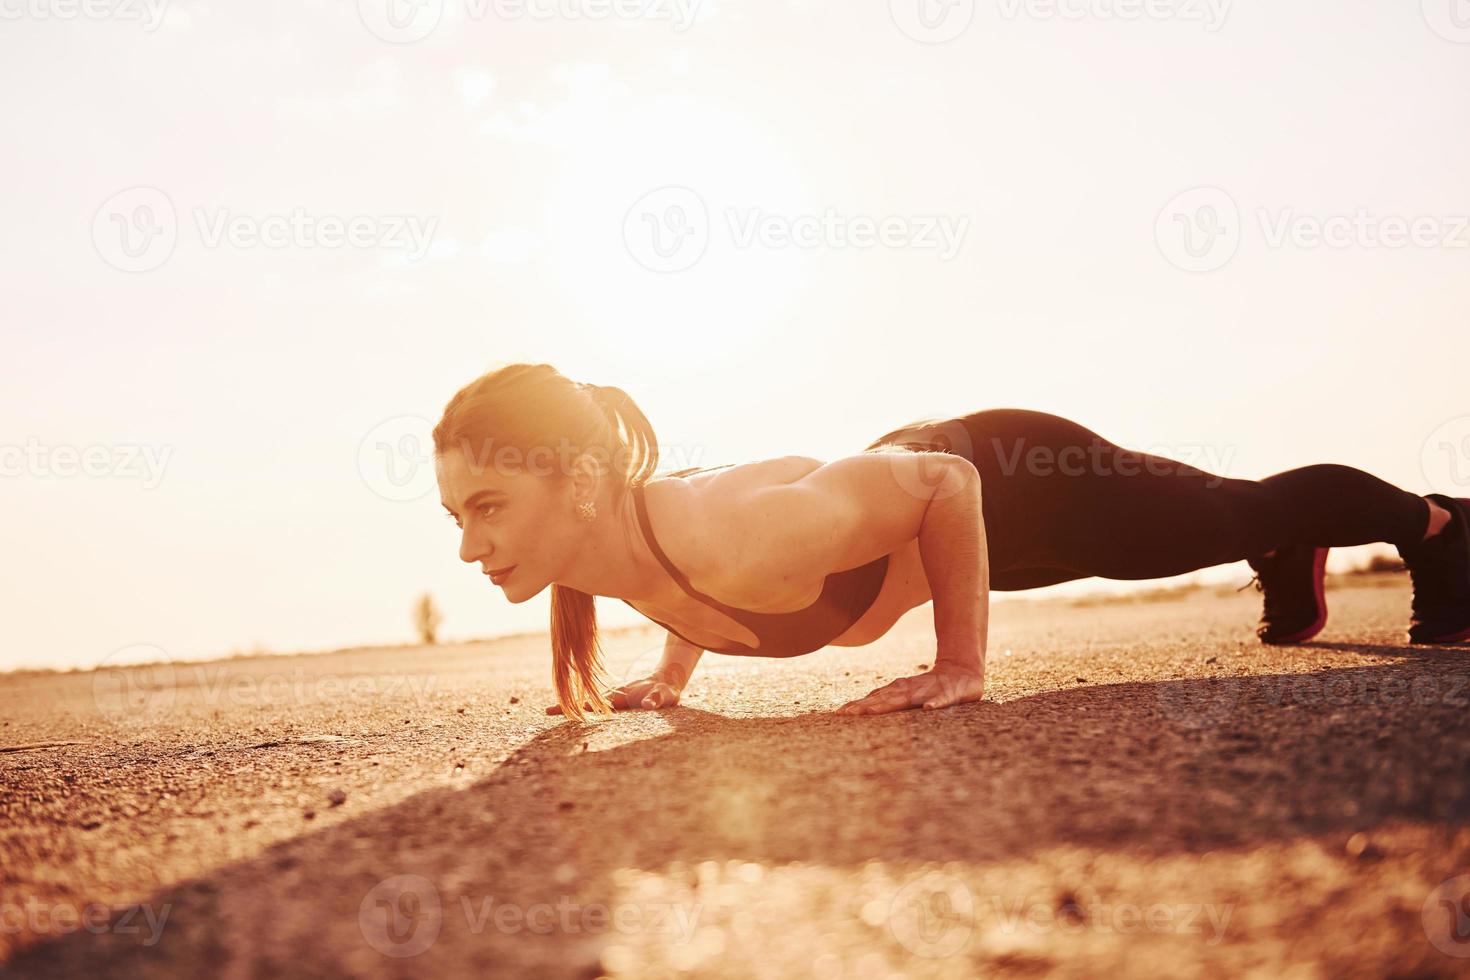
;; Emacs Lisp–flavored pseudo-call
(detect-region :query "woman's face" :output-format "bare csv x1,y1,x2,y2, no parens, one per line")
436,446,571,602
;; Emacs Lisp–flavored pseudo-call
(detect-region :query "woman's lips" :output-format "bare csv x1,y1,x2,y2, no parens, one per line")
488,565,516,583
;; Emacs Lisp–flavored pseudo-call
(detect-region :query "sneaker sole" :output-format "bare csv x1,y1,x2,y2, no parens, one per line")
1406,497,1470,644
1259,546,1330,645
1410,624,1470,644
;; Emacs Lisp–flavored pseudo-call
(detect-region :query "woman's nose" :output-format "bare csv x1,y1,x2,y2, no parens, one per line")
459,530,488,565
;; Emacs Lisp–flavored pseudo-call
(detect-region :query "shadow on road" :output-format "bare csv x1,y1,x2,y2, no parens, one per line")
10,657,1470,976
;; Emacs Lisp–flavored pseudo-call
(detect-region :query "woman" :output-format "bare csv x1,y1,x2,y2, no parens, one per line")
432,363,1470,721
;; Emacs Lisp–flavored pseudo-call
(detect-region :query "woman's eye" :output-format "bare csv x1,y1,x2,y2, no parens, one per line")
444,503,499,527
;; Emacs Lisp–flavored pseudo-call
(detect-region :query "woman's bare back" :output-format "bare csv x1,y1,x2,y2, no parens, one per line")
621,453,933,652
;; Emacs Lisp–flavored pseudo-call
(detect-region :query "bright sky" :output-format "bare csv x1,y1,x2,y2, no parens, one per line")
4,0,1469,671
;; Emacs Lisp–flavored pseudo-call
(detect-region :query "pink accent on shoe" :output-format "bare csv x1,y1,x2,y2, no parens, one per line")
1415,622,1470,644
1266,546,1330,644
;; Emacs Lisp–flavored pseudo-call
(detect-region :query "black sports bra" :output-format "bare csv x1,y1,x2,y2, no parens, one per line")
618,468,891,658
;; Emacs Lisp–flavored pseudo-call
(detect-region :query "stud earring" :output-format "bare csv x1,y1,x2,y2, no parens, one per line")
577,500,597,521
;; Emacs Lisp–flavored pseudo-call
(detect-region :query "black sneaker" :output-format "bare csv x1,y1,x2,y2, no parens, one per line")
1398,495,1470,644
1239,545,1330,644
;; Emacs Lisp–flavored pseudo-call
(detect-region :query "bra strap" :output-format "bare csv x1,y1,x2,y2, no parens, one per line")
631,481,716,604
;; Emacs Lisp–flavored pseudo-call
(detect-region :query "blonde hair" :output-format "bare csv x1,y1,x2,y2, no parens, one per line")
432,363,660,721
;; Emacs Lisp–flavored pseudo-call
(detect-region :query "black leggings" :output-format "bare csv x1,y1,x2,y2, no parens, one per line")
865,408,1433,591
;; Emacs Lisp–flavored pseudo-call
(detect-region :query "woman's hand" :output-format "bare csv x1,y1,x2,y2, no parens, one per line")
545,667,685,715
836,661,984,715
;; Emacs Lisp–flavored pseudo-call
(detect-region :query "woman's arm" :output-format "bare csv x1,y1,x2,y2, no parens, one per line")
922,461,988,672
718,450,989,715
546,631,703,714
649,632,704,700
611,631,702,709
839,462,988,714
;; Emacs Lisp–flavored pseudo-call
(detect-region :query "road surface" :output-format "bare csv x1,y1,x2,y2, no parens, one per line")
2,573,1469,977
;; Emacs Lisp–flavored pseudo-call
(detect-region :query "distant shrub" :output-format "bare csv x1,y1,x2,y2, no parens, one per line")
1356,554,1405,574
413,592,443,645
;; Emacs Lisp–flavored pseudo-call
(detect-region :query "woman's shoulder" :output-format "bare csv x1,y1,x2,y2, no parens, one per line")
654,454,826,489
641,455,829,584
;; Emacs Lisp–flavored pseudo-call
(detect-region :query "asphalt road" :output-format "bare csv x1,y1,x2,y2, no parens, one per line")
3,573,1469,978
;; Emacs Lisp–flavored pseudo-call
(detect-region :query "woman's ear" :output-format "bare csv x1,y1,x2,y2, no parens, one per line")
566,450,608,509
